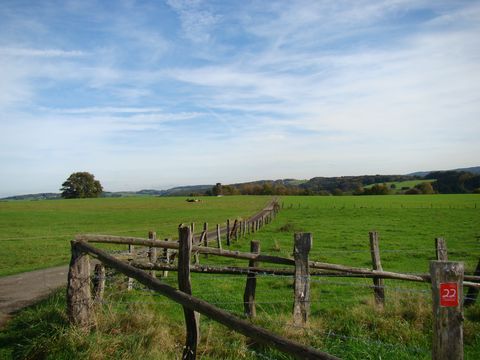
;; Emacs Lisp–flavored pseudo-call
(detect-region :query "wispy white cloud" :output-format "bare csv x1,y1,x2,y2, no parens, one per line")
167,0,220,43
0,47,86,58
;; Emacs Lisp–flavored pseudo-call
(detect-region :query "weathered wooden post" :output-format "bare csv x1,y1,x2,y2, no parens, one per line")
191,223,200,265
92,263,105,304
148,231,157,278
244,240,260,318
216,224,222,250
200,231,208,259
293,233,312,326
464,259,480,307
436,237,448,261
203,222,208,247
234,220,239,241
127,243,135,290
226,219,231,246
369,231,385,309
178,226,200,360
163,238,171,278
67,241,92,330
430,261,464,360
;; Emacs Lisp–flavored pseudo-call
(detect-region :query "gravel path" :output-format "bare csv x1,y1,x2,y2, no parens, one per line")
0,265,69,328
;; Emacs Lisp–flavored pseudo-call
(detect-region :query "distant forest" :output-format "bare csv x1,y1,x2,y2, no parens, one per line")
205,171,480,197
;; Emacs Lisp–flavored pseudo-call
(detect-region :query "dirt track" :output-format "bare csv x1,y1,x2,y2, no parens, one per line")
0,265,69,328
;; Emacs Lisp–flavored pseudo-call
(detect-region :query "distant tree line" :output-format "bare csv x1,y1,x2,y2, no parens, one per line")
206,182,309,196
427,171,480,194
206,171,480,197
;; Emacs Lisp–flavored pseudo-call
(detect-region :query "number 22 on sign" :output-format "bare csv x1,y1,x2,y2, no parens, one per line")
440,283,459,307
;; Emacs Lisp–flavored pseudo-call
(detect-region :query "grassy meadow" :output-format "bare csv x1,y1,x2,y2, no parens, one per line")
1,194,479,359
0,196,270,276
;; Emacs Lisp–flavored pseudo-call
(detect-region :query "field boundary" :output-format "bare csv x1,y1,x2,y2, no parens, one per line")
68,198,479,359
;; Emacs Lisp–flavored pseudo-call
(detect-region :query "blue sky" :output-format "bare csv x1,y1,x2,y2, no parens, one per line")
1,0,479,196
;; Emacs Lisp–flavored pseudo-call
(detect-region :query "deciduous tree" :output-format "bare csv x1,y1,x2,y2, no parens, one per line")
60,172,103,199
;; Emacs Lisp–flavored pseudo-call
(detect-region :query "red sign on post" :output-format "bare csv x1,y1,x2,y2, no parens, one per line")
440,283,459,307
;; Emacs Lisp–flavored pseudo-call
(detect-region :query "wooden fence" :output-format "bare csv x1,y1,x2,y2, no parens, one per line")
67,200,479,360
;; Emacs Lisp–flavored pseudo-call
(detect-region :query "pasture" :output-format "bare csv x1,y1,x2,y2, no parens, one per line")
0,196,269,276
1,194,479,359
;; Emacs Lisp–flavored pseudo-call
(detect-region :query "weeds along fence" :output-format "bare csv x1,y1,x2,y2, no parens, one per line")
67,200,480,360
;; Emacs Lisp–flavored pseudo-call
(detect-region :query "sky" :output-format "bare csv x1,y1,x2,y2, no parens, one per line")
1,0,479,197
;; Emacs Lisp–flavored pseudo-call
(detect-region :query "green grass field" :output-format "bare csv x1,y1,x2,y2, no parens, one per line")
1,195,479,359
0,196,270,276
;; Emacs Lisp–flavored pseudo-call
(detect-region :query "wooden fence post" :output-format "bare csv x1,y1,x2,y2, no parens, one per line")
226,219,231,246
369,231,385,309
163,238,171,278
234,220,239,241
191,223,200,265
244,241,260,318
436,238,448,261
127,243,135,290
67,241,92,330
92,263,105,304
293,233,312,326
216,224,222,249
178,226,200,360
464,259,480,307
203,222,208,247
430,261,464,360
200,231,208,259
435,238,448,261
148,231,157,278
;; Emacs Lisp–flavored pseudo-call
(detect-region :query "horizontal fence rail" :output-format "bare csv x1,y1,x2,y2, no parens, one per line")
75,234,480,289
